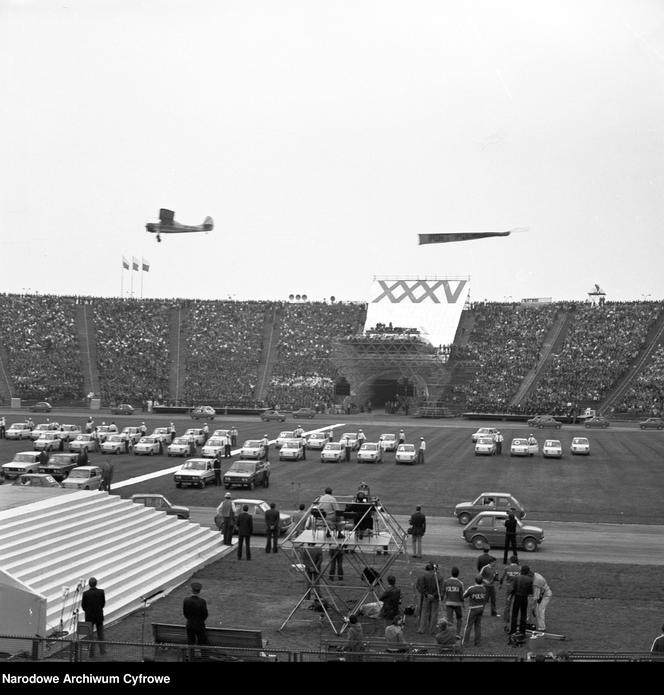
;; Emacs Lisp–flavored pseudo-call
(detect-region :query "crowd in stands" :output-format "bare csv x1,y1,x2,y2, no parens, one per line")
264,301,366,409
181,300,268,406
614,343,664,416
0,294,83,401
524,302,662,413
90,299,173,405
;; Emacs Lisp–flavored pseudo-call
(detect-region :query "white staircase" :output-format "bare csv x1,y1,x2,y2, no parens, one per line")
0,491,227,634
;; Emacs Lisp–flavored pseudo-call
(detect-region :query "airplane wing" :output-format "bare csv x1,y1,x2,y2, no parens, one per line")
418,228,528,245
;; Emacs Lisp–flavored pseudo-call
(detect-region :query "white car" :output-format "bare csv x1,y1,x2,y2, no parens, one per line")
121,426,143,444
542,439,563,459
33,432,62,452
471,427,499,443
94,425,113,443
69,434,99,453
58,424,82,442
239,439,267,460
100,434,128,454
61,465,104,490
395,443,417,464
150,427,172,444
320,442,344,463
6,423,32,440
1,452,42,480
174,458,215,488
306,433,328,450
475,437,497,456
510,438,539,457
379,433,397,451
357,442,383,463
279,439,305,461
133,436,161,456
275,431,296,449
340,432,359,450
184,428,206,446
212,429,231,439
570,437,591,456
167,436,193,457
201,437,226,458
30,422,60,440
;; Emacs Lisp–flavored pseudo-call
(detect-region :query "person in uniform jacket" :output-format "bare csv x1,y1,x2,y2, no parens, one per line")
236,504,253,560
182,582,209,647
499,556,521,628
81,577,106,656
509,565,534,636
409,506,426,558
215,492,235,545
442,566,465,638
462,576,487,647
213,453,222,487
495,430,504,455
476,546,496,573
230,427,239,447
264,502,280,553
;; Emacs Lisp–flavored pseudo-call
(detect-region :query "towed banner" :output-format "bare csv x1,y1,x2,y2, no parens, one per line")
364,278,470,348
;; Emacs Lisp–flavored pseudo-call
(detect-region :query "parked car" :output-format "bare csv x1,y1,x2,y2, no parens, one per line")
191,405,216,421
121,426,143,445
570,436,591,456
474,437,497,456
133,437,162,456
275,431,296,449
510,437,539,457
320,442,344,463
378,433,397,452
131,493,189,519
223,460,270,490
260,409,286,422
6,423,33,440
292,407,315,419
30,422,61,440
38,452,81,480
454,492,526,525
69,434,100,453
110,403,134,415
61,465,104,490
305,432,328,450
462,511,544,552
201,437,226,458
101,434,129,455
584,416,610,429
14,473,61,488
184,428,206,446
339,432,359,450
279,439,305,461
639,417,664,430
94,425,113,443
527,415,562,429
542,439,563,459
167,436,194,457
150,427,172,444
212,428,231,439
239,439,267,460
33,432,63,452
357,442,383,463
174,458,215,488
57,424,82,442
1,452,42,480
395,443,417,464
471,427,499,443
29,401,52,413
14,473,62,487
217,499,291,536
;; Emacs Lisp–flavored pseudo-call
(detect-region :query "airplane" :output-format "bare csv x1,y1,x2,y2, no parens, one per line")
145,208,214,242
418,227,529,245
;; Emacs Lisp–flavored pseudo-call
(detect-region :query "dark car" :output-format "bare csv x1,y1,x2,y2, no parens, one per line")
462,511,543,552
292,408,315,419
584,416,610,429
454,492,526,525
639,417,664,430
190,405,216,421
29,401,52,413
14,473,61,488
527,414,562,429
110,403,135,415
38,453,81,481
223,460,270,490
221,499,291,536
131,493,190,519
260,409,286,422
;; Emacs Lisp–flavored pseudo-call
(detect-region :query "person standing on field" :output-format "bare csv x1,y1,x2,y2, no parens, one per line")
409,505,426,558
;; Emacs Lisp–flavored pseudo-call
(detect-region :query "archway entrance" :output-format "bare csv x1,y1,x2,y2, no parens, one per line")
366,377,415,408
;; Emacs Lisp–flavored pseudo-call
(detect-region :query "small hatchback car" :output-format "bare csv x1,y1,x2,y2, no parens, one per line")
462,511,543,552
570,436,591,455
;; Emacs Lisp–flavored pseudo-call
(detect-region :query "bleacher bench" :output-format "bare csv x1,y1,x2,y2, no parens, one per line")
321,637,459,662
151,623,275,662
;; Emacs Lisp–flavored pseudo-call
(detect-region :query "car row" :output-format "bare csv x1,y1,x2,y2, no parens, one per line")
223,460,270,489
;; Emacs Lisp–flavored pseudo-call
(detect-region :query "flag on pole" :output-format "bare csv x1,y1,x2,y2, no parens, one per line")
142,258,150,272
132,256,139,271
122,256,129,270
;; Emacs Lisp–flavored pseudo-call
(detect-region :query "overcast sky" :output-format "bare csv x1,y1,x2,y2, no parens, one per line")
2,0,663,303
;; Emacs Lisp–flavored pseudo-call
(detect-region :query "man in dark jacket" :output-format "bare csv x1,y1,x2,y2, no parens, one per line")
476,545,496,573
213,453,222,487
38,448,49,469
236,504,253,560
504,510,519,564
409,506,426,558
509,565,534,636
182,582,209,651
264,502,280,553
379,575,401,622
81,577,106,657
